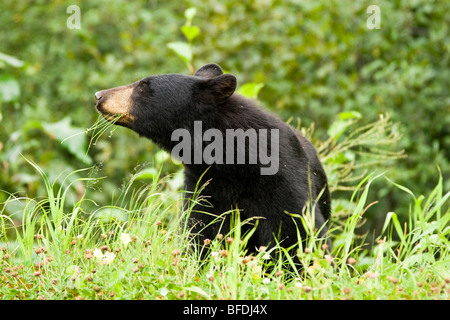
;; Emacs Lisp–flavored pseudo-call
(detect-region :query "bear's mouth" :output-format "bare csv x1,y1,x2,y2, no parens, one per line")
95,106,134,128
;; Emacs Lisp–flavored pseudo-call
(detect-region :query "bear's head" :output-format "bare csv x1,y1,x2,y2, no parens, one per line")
94,64,236,148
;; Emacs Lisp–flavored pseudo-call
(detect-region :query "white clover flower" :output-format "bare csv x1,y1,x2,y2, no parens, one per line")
102,251,116,265
120,232,132,248
262,253,271,260
262,278,270,285
93,248,103,262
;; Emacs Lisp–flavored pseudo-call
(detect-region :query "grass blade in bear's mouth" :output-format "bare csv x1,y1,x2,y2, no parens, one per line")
86,114,121,149
102,113,123,123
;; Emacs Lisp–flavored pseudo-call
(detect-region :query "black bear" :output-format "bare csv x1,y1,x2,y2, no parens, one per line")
94,63,331,257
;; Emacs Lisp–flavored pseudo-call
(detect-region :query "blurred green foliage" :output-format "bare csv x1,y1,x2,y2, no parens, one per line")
0,0,448,234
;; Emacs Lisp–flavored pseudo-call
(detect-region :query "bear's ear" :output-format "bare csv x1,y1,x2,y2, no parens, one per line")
196,73,237,103
194,63,224,78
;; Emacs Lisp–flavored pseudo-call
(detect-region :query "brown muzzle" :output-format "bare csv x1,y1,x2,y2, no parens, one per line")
95,83,135,126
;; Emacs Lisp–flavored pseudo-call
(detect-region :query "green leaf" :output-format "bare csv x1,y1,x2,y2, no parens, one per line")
155,150,169,163
42,117,92,164
167,169,184,190
381,211,395,235
327,111,362,140
0,52,25,68
184,7,197,23
339,111,362,120
327,119,352,141
167,42,192,64
326,152,349,165
181,25,200,42
391,211,405,243
0,73,20,102
93,207,128,223
113,282,124,297
237,82,264,99
135,167,159,180
183,286,211,299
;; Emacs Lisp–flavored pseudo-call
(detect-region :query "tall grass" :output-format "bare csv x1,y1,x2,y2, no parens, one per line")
0,159,448,300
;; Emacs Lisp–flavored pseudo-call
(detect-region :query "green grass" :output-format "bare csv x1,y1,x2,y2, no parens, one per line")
0,160,448,300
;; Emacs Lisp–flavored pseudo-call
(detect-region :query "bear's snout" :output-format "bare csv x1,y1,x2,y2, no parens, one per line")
94,85,136,127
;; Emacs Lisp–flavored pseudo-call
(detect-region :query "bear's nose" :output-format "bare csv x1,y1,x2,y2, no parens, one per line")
95,91,103,101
